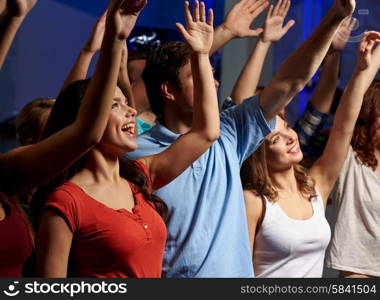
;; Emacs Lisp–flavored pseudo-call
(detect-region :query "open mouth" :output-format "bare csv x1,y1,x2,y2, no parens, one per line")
121,123,135,136
288,143,300,154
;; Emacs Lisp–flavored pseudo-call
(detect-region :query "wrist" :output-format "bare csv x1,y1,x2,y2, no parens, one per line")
191,52,210,59
327,46,341,55
81,47,97,55
259,35,273,46
331,4,353,19
219,23,236,40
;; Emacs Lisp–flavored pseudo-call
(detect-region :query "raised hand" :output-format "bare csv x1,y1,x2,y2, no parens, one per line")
357,31,380,71
333,0,356,18
330,16,356,52
222,0,268,38
262,0,295,43
107,0,147,40
7,0,37,18
83,10,107,53
176,1,214,54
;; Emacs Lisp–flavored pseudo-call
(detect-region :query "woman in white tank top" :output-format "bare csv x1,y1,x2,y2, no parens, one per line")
240,32,380,277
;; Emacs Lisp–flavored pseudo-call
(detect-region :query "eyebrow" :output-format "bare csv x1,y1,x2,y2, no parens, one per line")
269,132,280,141
113,97,128,104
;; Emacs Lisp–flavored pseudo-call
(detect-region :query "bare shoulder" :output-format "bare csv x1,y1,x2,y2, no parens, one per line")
243,189,264,219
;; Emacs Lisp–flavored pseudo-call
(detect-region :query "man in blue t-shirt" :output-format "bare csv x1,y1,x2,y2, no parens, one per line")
126,1,355,277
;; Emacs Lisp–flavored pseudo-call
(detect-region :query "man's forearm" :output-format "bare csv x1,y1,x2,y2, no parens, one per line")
260,5,347,121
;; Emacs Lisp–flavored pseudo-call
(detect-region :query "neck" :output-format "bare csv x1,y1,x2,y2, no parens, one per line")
269,165,299,194
162,106,193,134
76,148,122,185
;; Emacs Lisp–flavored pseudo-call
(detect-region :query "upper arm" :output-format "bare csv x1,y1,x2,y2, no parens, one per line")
243,190,264,254
310,128,352,205
37,208,73,278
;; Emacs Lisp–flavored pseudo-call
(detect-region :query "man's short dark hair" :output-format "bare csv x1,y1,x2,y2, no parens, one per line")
142,41,191,119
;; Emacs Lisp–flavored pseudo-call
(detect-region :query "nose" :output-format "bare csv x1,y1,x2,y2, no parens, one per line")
125,105,137,117
286,134,296,145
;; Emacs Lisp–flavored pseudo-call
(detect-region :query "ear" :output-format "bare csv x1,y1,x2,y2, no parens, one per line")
161,81,176,102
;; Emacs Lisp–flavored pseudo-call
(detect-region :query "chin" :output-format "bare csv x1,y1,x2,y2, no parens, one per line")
295,151,304,163
124,142,138,153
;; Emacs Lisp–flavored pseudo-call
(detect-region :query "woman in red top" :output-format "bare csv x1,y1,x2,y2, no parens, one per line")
35,1,219,278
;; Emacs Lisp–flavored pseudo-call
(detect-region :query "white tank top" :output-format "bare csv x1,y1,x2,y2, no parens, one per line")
253,192,331,278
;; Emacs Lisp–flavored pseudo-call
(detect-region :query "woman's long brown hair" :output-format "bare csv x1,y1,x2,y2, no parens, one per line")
351,80,380,170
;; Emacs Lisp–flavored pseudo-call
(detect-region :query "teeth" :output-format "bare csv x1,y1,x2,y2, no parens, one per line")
122,123,135,134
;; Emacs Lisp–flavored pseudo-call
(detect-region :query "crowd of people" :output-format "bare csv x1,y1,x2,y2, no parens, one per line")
0,0,379,278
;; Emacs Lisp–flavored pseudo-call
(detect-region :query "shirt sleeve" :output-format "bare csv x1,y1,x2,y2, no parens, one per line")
219,94,276,165
44,188,79,232
293,102,330,150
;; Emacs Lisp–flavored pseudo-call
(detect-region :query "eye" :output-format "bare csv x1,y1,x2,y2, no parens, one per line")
112,102,119,109
272,136,280,144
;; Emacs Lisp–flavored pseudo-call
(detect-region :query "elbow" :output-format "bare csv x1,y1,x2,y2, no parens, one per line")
289,80,305,97
206,128,220,143
199,128,220,144
85,133,103,148
206,132,220,143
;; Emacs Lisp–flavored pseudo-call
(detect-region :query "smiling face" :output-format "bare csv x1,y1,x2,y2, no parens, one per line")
98,87,138,155
264,116,303,171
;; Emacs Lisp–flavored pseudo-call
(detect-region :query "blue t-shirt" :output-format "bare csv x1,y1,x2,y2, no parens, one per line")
126,95,276,277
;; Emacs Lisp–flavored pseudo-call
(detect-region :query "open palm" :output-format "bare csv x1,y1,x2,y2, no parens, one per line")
108,0,147,40
223,0,268,38
262,0,295,42
357,31,380,71
176,1,214,54
331,16,356,52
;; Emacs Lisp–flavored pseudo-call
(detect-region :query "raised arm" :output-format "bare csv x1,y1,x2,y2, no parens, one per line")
143,1,219,190
259,0,356,121
118,41,136,109
310,32,380,204
0,0,36,69
293,17,355,149
0,0,147,196
231,0,294,104
210,0,268,55
309,16,355,114
60,10,107,92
